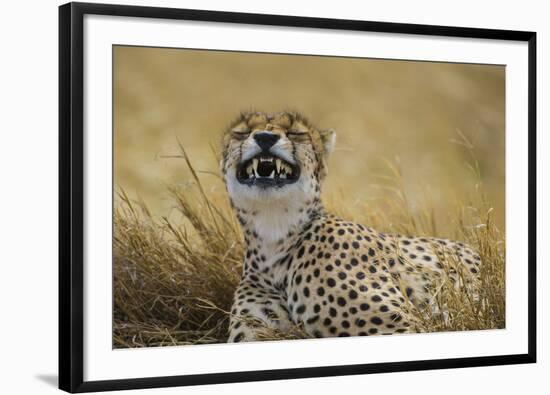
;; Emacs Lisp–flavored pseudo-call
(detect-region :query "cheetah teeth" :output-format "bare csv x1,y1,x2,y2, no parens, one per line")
246,156,293,179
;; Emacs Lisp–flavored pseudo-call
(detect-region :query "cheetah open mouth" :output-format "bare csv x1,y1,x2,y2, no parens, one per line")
236,154,300,187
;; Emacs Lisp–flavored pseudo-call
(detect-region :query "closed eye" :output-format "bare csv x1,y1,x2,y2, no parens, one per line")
286,130,309,141
232,130,250,139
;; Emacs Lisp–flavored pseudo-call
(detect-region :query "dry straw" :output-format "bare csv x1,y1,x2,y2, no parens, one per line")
113,141,504,348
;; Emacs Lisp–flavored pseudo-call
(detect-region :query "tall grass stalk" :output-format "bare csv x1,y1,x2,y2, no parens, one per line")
113,148,505,348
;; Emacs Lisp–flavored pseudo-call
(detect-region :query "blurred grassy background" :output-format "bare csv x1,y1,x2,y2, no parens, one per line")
114,45,505,235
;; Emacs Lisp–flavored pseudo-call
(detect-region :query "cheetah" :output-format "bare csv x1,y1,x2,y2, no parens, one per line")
221,111,482,342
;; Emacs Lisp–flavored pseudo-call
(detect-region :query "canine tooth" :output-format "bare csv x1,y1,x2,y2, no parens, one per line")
247,165,253,175
269,170,275,178
275,159,281,173
252,158,259,172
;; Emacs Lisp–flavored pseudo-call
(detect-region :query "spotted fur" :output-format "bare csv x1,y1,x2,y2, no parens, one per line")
221,111,481,342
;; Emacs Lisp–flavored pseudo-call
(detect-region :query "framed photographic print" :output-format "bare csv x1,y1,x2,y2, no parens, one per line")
59,2,537,393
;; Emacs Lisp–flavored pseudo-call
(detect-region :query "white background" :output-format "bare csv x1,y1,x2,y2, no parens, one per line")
0,0,547,393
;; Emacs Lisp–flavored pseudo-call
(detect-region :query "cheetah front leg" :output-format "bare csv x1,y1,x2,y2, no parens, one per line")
228,280,293,342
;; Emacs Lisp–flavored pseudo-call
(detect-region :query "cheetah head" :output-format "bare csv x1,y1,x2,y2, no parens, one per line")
221,111,335,211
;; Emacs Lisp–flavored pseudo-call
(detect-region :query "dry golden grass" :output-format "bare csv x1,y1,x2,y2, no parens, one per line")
113,143,505,348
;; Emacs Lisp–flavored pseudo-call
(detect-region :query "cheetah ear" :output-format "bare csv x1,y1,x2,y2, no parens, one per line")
321,128,336,156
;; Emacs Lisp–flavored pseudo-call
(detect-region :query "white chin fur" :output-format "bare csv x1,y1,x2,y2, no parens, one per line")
226,169,314,243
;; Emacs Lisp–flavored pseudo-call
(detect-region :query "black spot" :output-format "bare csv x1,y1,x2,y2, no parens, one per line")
349,290,358,299
368,328,378,334
423,255,431,262
380,305,389,312
390,313,402,322
233,332,245,342
295,275,302,285
360,303,370,311
296,305,306,314
356,318,366,327
371,295,382,302
356,272,365,280
370,316,383,325
297,246,305,258
368,265,377,273
327,278,336,287
303,287,310,297
329,307,337,317
317,287,325,296
406,287,414,297
314,304,321,313
307,315,319,324
368,248,376,257
337,297,347,306
323,318,332,326
338,272,347,280
361,254,369,262
338,229,345,235
342,320,350,329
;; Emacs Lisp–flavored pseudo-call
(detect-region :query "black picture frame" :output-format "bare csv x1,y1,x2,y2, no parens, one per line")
59,2,537,393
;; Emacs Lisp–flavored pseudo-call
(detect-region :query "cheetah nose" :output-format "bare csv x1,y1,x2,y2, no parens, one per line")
254,132,280,151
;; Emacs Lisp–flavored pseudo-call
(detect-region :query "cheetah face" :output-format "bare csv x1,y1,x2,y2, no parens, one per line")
221,112,335,207
235,138,301,188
